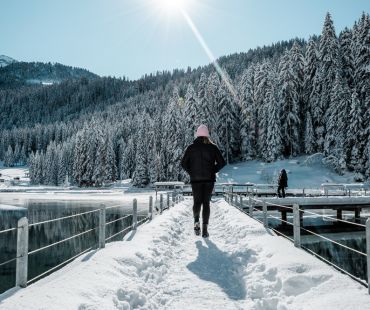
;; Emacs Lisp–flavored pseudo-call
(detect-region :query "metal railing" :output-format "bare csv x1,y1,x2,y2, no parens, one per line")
225,192,370,294
0,190,184,291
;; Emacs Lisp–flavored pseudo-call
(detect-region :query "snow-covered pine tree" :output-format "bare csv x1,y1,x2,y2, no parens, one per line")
324,73,349,165
238,65,257,160
278,51,300,156
304,111,315,154
339,27,354,89
255,61,272,158
205,72,221,145
303,37,319,154
57,144,68,186
163,89,184,181
196,73,209,126
289,41,304,127
266,69,282,161
72,126,90,186
348,91,363,172
4,145,14,167
13,144,20,166
132,121,149,187
183,83,198,147
317,13,339,151
44,142,58,185
352,13,370,171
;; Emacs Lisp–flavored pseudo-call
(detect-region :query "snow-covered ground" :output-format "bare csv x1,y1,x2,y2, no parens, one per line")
218,156,357,188
1,198,369,310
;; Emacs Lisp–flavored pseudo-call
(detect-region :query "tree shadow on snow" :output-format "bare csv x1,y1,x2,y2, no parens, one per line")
187,239,249,300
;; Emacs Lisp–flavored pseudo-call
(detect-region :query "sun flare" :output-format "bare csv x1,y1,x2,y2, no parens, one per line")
156,0,187,14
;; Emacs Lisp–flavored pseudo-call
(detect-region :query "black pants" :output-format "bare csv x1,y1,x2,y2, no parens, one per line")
278,186,286,198
191,182,214,225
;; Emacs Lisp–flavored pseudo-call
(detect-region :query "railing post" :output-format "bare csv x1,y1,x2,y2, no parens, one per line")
231,194,234,205
99,206,106,248
172,191,175,207
160,194,163,214
366,218,370,294
149,196,153,220
240,195,243,209
249,196,253,217
262,201,267,227
167,193,170,209
293,204,301,248
16,217,29,288
133,199,138,229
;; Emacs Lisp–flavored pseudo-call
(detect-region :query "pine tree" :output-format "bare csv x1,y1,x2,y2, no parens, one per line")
132,125,149,187
183,83,198,147
348,91,363,172
265,70,282,161
317,13,339,151
196,73,209,125
304,112,315,154
278,51,300,156
4,146,14,167
339,27,354,88
239,65,257,160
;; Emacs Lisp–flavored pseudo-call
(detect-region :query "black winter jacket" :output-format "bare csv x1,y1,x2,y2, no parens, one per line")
278,170,288,188
181,137,226,183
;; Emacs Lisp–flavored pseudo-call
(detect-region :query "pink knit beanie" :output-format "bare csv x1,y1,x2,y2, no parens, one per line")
196,124,209,137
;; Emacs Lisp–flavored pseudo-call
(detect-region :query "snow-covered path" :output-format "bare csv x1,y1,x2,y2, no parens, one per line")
1,198,370,310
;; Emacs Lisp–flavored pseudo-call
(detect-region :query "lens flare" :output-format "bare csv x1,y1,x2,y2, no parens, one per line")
180,8,238,100
156,0,187,14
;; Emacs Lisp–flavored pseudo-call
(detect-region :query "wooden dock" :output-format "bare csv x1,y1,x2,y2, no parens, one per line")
246,196,370,221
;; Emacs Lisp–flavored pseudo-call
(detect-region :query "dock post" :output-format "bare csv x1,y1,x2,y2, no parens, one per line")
249,197,253,217
366,218,370,294
240,195,243,209
281,210,287,223
149,196,153,220
99,205,106,248
160,194,163,214
132,199,138,229
355,208,361,220
262,201,267,227
167,193,170,209
231,194,234,205
336,209,342,220
16,217,29,288
172,191,175,207
293,204,301,248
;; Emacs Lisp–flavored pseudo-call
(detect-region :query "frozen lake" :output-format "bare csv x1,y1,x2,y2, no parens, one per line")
0,192,157,294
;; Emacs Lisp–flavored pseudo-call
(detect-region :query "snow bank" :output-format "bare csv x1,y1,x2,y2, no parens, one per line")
218,156,356,188
0,198,369,309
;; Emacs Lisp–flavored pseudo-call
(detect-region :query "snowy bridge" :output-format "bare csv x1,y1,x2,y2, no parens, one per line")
1,195,370,309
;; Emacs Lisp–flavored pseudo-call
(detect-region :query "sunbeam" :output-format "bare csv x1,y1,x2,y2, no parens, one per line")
180,8,238,100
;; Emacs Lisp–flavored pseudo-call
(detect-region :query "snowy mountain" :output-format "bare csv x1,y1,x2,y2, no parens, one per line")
0,55,17,67
0,61,99,88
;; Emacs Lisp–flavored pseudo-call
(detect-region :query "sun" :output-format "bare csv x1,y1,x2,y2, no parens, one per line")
155,0,187,14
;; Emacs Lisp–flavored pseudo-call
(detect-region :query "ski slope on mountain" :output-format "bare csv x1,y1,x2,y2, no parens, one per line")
1,197,369,310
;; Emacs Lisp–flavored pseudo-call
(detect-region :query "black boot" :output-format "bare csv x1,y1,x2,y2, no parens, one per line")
194,221,200,236
202,224,209,238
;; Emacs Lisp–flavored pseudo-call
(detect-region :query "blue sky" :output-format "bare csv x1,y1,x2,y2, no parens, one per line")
0,0,368,79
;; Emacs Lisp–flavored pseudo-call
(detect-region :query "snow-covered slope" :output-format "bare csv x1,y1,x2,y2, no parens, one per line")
0,55,17,67
1,198,369,309
218,156,357,188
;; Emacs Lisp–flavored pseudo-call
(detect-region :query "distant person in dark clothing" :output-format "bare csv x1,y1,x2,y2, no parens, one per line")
277,169,288,198
181,125,226,238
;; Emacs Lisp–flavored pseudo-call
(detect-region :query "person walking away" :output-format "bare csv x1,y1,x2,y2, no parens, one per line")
181,125,226,237
277,169,288,198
